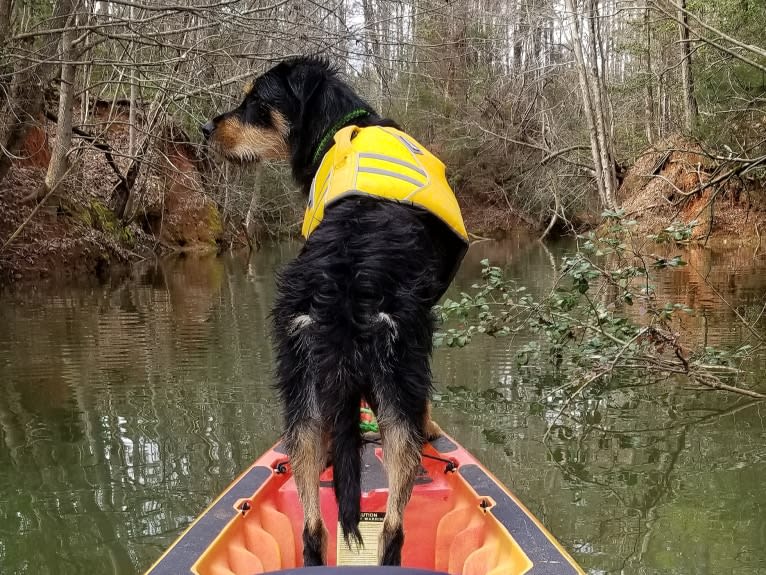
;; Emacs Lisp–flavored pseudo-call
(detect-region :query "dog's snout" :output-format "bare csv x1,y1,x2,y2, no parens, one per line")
200,121,215,140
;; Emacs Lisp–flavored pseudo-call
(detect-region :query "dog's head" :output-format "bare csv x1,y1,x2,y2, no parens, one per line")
201,57,342,166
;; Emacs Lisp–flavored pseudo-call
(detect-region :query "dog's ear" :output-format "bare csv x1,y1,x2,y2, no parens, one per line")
284,60,331,114
285,68,321,108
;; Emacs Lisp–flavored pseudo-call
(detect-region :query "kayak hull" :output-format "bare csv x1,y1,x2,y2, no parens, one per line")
145,433,584,575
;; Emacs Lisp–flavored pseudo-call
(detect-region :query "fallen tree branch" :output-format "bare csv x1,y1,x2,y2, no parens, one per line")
688,376,765,399
671,154,766,205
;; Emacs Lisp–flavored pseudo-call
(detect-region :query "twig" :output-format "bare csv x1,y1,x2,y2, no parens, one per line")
45,109,128,189
544,328,648,440
647,173,687,197
688,376,764,399
468,231,492,242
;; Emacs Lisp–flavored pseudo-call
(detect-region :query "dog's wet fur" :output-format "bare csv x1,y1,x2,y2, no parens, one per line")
202,56,464,567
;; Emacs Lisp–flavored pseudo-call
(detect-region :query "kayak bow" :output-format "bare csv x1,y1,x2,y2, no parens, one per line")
145,433,584,575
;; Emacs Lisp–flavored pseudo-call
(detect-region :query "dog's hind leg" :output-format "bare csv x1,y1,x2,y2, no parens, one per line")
367,304,434,565
376,415,423,565
285,420,328,566
274,296,328,564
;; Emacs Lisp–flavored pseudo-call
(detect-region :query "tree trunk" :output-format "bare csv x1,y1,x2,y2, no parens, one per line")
0,0,73,186
0,0,11,40
364,0,378,59
678,0,698,132
565,0,618,210
643,0,656,144
116,98,162,221
660,78,670,137
362,0,383,98
587,0,618,208
42,1,77,199
128,4,138,158
514,0,525,69
244,182,259,244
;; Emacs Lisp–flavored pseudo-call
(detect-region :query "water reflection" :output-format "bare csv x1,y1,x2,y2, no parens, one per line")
0,237,764,574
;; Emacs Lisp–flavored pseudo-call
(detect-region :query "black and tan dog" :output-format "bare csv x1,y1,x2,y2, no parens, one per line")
202,57,467,567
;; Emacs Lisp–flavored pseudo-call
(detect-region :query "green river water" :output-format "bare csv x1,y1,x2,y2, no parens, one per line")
0,237,764,574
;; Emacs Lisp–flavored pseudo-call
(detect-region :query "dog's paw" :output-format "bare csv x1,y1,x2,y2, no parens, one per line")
425,418,443,442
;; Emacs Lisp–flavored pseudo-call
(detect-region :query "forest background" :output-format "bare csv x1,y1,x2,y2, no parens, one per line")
0,0,764,279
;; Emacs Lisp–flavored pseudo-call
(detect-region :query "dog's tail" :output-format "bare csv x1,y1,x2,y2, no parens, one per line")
318,311,396,549
330,382,364,548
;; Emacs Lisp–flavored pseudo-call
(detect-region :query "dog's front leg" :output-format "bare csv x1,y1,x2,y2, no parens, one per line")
423,400,443,441
286,422,329,566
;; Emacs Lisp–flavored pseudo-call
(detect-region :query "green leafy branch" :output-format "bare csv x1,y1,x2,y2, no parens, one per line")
435,213,764,405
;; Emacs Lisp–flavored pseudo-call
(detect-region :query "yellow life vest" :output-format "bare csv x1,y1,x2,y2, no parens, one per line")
302,125,468,244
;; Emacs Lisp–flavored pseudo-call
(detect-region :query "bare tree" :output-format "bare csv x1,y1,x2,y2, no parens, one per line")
677,0,698,132
643,0,656,144
41,0,77,200
565,0,618,210
0,0,10,41
0,0,763,250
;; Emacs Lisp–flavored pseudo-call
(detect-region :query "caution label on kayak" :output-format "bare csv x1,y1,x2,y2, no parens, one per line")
336,512,384,565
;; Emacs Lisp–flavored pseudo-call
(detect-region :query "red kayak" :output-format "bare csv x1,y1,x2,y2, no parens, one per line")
145,433,584,574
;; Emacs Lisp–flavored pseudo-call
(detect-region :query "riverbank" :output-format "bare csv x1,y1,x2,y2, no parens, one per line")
2,130,764,282
0,105,230,283
618,135,766,247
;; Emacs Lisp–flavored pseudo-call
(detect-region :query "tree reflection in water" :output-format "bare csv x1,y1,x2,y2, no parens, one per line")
0,237,764,574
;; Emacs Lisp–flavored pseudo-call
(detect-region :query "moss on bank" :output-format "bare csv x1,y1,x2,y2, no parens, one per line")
78,200,136,248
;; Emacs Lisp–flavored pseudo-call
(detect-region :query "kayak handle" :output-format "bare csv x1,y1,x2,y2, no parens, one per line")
421,452,459,473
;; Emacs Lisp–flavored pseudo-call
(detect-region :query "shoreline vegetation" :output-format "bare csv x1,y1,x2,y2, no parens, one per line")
1,0,764,282
1,127,764,282
0,133,766,282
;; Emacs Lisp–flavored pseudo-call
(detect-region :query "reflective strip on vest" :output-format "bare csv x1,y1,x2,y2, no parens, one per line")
302,125,468,243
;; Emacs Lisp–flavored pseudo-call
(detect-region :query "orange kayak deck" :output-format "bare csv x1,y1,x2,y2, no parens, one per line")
145,434,584,575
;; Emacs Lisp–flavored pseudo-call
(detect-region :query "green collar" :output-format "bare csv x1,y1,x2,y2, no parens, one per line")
311,108,370,165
